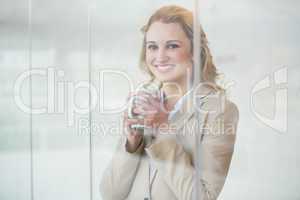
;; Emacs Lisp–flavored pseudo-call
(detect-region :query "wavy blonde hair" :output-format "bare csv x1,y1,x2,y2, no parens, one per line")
139,5,219,84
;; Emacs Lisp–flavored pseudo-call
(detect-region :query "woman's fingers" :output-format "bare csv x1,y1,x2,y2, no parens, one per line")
126,92,137,101
126,118,142,125
124,91,168,130
125,118,144,129
133,103,158,116
128,92,163,113
134,95,164,114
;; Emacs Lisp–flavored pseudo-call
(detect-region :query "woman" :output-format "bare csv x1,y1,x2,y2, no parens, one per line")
100,5,239,200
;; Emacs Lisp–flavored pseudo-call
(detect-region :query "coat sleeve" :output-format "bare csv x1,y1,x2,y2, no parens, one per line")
145,101,239,200
99,136,145,200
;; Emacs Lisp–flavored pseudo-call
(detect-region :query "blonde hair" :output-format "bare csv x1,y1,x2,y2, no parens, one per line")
139,5,219,84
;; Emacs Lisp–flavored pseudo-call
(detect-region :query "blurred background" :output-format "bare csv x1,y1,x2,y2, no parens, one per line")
0,0,299,199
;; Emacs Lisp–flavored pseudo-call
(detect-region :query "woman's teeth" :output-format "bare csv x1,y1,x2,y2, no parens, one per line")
155,64,174,72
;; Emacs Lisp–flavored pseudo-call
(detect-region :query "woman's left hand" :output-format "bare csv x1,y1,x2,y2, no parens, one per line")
132,91,169,129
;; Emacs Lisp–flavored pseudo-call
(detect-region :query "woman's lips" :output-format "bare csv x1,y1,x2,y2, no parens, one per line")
154,64,174,72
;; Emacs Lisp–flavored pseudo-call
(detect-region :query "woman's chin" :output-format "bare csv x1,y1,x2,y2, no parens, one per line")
154,75,172,82
155,76,180,84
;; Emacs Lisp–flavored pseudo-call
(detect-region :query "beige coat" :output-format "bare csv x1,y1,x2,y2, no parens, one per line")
100,85,239,200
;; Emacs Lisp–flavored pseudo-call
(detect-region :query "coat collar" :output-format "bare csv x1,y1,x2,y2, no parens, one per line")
168,84,217,130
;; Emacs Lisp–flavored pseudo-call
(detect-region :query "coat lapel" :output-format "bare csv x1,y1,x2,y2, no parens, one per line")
148,85,216,189
168,85,214,131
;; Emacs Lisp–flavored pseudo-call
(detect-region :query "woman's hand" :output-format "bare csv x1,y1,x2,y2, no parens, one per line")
123,94,144,153
132,91,169,129
123,91,169,152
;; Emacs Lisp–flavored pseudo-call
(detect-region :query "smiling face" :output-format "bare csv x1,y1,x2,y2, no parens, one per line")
145,21,193,85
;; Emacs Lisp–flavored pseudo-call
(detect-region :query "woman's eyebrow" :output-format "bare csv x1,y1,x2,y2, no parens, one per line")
146,41,156,44
166,40,182,44
146,40,182,45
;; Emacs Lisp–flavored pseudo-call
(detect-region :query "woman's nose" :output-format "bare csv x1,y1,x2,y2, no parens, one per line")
156,48,169,62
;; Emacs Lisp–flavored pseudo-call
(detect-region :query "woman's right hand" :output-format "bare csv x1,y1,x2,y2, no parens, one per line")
123,94,144,153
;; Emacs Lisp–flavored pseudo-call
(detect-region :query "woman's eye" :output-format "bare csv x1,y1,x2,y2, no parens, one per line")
147,45,158,50
167,44,180,49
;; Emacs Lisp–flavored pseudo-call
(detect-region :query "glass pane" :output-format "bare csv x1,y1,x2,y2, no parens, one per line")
94,1,196,200
95,1,299,200
0,1,31,199
31,0,90,199
200,1,300,199
1,1,299,200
